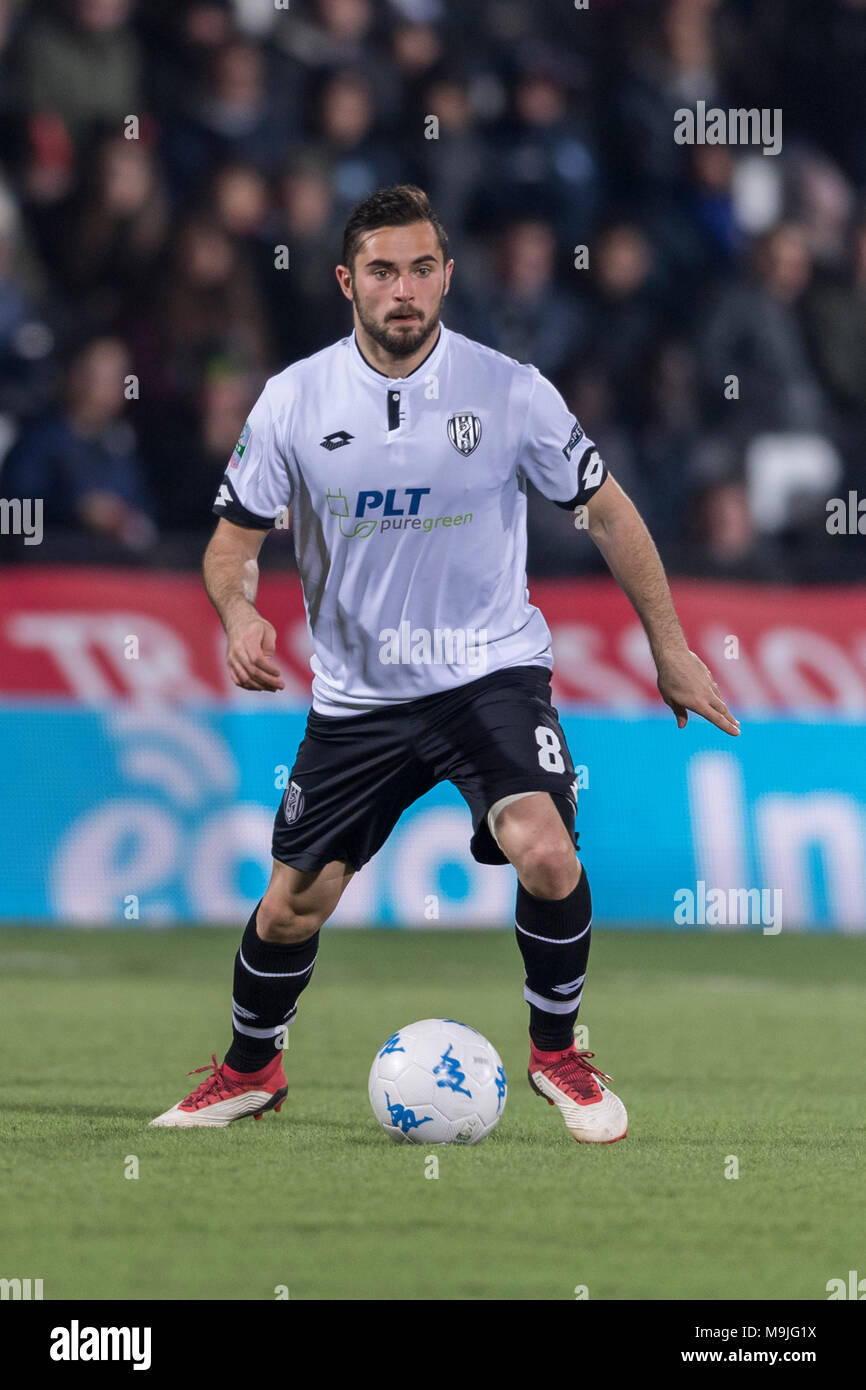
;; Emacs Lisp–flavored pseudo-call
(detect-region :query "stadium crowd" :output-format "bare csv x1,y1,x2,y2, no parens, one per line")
0,0,864,578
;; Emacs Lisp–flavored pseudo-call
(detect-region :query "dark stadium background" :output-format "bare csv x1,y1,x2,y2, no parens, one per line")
0,0,864,580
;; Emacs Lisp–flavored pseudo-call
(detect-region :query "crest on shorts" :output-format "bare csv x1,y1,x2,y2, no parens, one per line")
283,780,305,825
447,413,482,456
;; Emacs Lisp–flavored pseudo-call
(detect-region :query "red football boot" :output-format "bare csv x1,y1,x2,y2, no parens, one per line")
528,1041,628,1143
149,1052,287,1128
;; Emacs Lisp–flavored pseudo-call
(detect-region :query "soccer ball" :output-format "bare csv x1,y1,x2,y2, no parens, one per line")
368,1018,507,1145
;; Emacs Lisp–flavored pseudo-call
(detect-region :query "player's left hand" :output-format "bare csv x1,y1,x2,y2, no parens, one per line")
656,647,740,736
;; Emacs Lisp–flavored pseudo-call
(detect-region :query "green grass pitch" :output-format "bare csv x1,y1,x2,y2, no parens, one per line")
1,926,863,1301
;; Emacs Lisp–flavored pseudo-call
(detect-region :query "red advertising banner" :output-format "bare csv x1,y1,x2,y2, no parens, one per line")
1,567,865,711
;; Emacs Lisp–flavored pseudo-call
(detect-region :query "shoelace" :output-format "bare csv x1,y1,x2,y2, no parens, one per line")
546,1049,613,1100
182,1054,245,1108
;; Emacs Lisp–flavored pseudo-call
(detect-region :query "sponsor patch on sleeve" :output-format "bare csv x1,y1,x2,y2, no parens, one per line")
229,421,252,470
562,421,585,460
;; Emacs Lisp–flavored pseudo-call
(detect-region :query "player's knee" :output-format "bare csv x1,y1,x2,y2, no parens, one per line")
256,895,323,943
517,841,579,897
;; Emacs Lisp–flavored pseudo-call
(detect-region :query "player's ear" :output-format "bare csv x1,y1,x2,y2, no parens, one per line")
335,264,354,301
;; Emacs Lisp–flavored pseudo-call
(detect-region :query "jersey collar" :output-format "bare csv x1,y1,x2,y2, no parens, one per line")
349,322,449,388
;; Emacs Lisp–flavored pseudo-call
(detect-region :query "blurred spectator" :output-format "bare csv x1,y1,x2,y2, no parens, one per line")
9,0,142,148
479,218,586,380
583,222,665,428
526,358,642,576
1,336,156,550
308,69,402,216
777,0,866,186
255,157,343,362
805,211,866,418
161,36,291,195
276,0,376,72
388,21,445,129
417,77,485,243
207,159,270,243
611,0,721,197
785,146,856,272
636,340,702,542
699,223,827,435
486,57,599,237
127,215,273,408
142,353,262,530
0,176,56,420
688,478,761,574
645,144,741,305
51,131,169,329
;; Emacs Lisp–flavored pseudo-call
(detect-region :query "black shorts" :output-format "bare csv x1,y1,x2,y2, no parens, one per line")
272,663,579,872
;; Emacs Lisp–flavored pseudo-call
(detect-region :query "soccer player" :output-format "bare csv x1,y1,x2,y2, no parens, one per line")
150,186,739,1141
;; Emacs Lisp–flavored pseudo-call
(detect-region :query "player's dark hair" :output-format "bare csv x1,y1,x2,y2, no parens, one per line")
341,185,449,271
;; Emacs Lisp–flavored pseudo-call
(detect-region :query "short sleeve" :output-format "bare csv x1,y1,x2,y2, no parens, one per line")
518,368,608,509
212,381,293,529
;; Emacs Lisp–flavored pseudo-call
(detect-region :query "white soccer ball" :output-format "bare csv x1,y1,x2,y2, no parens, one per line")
368,1018,507,1145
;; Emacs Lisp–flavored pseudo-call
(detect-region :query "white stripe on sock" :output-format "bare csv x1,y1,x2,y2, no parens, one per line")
231,1006,297,1039
239,946,317,979
523,985,584,1014
515,918,591,945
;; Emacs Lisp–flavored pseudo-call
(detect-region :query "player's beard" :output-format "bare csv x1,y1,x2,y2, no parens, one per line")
353,288,444,359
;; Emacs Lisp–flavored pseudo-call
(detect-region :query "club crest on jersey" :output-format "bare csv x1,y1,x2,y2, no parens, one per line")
283,780,305,825
447,413,482,456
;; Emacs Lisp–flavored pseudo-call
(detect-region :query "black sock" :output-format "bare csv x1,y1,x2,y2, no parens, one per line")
223,901,319,1072
515,868,592,1052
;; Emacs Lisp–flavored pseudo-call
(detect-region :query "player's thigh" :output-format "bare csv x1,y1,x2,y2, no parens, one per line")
260,856,355,929
441,665,579,867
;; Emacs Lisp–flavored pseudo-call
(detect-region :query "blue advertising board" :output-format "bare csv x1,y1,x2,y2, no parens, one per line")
2,705,863,930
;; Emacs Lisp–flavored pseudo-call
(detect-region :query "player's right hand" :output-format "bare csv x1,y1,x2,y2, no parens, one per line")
225,614,286,692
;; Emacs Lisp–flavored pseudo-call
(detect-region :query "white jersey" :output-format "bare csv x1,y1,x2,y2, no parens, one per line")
212,324,608,716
